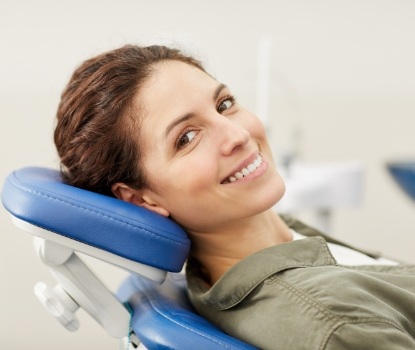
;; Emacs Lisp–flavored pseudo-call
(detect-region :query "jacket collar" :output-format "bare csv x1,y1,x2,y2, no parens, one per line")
188,237,337,310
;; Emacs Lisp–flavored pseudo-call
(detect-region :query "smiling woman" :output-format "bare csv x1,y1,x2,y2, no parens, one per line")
113,60,286,238
54,44,415,350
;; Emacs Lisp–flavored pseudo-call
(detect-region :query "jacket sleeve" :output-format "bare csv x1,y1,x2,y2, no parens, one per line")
324,322,415,350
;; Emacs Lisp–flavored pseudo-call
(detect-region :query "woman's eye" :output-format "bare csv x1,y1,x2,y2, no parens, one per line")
217,96,235,113
177,130,197,149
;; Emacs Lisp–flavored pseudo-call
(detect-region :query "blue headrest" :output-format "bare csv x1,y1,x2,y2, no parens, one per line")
1,167,190,272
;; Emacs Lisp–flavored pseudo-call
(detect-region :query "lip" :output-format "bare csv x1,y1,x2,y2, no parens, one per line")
221,151,263,184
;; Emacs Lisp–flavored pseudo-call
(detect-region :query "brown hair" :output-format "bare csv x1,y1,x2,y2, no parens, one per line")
54,45,205,196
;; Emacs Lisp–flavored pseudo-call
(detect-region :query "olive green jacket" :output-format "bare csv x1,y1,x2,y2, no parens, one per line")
186,216,415,349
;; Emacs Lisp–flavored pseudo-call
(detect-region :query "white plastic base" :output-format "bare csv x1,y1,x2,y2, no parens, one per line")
12,216,167,283
33,237,131,338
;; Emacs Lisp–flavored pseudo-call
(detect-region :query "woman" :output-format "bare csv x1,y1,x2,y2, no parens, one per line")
55,45,415,349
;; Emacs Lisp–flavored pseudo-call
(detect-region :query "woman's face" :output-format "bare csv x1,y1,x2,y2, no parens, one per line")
135,61,285,233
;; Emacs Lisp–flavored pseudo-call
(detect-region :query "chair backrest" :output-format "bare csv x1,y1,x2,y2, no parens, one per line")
118,273,258,350
1,167,258,349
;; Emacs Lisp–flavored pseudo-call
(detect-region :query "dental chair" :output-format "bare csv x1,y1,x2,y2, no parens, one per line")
1,167,258,350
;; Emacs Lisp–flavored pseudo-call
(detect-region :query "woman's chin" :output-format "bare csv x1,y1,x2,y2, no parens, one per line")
254,181,286,214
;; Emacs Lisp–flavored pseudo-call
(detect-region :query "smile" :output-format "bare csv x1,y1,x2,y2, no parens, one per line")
222,155,263,184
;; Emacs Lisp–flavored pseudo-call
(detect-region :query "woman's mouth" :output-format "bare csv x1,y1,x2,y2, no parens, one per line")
221,155,263,184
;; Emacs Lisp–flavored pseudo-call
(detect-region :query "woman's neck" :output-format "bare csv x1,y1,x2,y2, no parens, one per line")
188,210,292,285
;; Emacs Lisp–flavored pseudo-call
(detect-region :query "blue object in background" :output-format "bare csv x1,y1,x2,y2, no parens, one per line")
387,161,415,202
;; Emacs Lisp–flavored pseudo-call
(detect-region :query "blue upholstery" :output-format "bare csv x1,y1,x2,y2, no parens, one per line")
118,274,258,350
2,167,190,271
1,167,258,349
387,161,415,202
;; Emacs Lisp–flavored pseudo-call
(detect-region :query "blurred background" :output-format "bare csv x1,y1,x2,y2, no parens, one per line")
1,0,414,348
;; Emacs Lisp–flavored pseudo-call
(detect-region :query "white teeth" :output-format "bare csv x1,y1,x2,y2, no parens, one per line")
224,155,263,184
241,168,250,176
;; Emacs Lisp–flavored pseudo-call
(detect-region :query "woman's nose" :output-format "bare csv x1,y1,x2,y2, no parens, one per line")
217,117,250,156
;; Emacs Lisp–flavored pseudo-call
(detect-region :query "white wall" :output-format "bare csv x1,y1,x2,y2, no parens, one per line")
1,0,415,348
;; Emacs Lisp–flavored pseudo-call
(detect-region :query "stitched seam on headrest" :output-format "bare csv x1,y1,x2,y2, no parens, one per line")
12,181,188,246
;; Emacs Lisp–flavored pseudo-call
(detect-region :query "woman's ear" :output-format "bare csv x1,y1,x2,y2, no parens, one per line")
111,182,140,204
111,183,170,217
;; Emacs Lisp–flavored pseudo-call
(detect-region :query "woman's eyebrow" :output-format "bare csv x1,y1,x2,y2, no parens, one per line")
164,83,228,139
165,113,195,139
213,83,227,101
